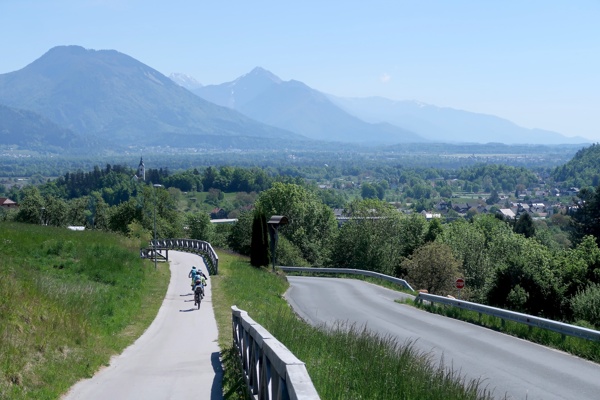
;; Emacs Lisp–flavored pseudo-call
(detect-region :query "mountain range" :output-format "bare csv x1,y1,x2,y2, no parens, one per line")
328,96,589,145
191,68,424,144
190,68,589,146
0,45,589,155
0,46,303,153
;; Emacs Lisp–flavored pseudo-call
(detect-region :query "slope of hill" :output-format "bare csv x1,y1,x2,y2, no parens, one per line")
0,46,303,151
552,143,600,187
0,104,95,153
329,96,590,145
193,67,425,144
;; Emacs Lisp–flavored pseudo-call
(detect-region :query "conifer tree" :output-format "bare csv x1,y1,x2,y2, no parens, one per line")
572,185,600,245
250,211,269,267
514,212,535,238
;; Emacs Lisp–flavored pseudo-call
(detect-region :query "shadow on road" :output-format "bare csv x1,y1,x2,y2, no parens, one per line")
211,351,224,400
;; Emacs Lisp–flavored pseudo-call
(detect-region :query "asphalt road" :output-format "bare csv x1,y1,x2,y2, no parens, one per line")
62,251,223,400
285,276,600,400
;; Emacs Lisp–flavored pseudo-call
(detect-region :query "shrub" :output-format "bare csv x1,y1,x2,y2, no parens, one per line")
571,284,600,328
275,236,309,267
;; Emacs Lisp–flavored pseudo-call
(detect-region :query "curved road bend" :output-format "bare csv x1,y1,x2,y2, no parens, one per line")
285,276,600,400
62,251,223,400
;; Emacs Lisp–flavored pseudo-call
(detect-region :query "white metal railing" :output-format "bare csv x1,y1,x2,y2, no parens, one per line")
279,266,414,291
231,306,320,400
415,292,600,342
148,238,219,275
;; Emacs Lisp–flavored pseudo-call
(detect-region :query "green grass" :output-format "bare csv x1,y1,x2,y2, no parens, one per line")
176,190,240,214
415,301,600,364
212,251,494,400
0,222,169,399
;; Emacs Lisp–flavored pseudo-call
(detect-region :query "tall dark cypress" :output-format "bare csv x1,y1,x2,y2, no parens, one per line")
250,211,270,267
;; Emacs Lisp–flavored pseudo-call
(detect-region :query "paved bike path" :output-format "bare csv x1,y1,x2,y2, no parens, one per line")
62,251,223,400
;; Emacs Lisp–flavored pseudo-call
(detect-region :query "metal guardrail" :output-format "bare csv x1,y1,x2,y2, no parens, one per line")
147,238,219,275
415,292,600,342
280,268,598,341
231,306,320,400
279,266,414,291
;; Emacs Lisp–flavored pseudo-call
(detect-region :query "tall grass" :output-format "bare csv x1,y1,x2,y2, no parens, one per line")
212,252,494,400
0,222,169,399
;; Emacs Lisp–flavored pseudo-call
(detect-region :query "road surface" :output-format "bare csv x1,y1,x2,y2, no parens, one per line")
62,251,222,400
285,276,600,400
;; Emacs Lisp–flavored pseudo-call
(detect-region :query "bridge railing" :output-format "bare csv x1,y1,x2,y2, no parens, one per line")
232,306,320,400
279,266,414,291
147,239,219,275
415,292,600,342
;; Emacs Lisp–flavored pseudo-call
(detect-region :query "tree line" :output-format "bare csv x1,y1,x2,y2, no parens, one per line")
229,183,600,330
3,159,600,330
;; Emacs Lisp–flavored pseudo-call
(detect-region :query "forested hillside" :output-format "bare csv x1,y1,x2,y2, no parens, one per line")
0,105,94,153
552,143,600,187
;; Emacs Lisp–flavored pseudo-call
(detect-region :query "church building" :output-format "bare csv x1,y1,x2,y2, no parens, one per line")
135,156,145,181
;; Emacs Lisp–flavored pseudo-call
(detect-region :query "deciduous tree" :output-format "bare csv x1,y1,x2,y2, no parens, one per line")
402,242,462,295
15,186,45,224
228,210,254,256
328,199,403,276
440,219,491,299
256,183,336,266
185,211,213,241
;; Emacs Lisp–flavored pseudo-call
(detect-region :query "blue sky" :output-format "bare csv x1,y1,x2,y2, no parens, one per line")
1,1,599,141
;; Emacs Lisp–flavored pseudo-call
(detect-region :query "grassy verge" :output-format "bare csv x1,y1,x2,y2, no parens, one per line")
0,222,169,399
211,251,494,400
415,301,600,363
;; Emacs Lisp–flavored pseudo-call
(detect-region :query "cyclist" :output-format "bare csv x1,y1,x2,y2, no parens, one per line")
198,269,208,282
188,266,199,288
195,273,207,298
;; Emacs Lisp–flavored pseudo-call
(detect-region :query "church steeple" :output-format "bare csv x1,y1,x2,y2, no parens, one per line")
137,156,145,181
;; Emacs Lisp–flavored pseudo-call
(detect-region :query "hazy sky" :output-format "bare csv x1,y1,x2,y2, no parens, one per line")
1,1,599,141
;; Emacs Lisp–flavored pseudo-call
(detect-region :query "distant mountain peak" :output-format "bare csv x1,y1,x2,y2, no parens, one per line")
41,45,122,61
169,73,203,90
0,46,301,152
236,67,282,85
190,67,285,109
47,44,87,53
193,67,425,144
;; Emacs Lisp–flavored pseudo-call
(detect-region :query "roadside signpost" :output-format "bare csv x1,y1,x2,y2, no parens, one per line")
455,278,465,299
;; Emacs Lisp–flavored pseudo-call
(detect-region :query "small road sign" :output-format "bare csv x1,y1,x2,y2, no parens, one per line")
455,278,465,290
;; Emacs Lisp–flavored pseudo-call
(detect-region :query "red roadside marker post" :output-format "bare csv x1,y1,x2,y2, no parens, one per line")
455,278,465,299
